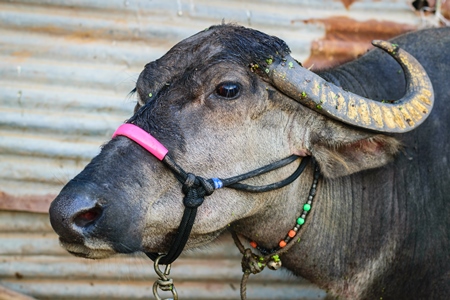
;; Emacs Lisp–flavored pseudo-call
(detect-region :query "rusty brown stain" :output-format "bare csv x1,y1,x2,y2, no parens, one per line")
0,191,54,213
337,0,360,10
298,16,417,70
441,0,450,20
9,23,108,44
41,25,105,43
11,50,33,63
64,31,102,44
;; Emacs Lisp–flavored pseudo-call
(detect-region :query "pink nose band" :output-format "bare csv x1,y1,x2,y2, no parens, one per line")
112,124,169,161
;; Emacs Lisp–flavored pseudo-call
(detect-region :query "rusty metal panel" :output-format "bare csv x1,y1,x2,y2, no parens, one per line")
0,0,444,299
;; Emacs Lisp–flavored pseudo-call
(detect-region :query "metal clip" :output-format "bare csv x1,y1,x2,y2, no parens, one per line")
152,255,178,300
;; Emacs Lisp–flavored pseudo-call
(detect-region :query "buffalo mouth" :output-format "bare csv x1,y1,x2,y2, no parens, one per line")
59,239,117,259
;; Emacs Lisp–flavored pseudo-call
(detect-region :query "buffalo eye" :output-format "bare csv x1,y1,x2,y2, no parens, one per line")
215,82,241,99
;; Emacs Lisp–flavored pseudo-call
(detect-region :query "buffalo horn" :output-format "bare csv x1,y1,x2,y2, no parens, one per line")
268,40,434,133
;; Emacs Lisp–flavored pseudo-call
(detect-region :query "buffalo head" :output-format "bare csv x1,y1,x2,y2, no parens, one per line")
49,24,433,260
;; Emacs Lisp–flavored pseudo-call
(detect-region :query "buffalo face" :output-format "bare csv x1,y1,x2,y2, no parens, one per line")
49,25,297,258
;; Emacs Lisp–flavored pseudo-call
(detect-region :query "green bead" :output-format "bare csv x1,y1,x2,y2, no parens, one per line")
297,217,305,225
303,204,311,211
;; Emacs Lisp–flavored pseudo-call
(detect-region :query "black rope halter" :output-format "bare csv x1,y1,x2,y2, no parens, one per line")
146,153,311,265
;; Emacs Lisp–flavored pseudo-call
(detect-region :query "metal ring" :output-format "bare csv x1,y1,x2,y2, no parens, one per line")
153,254,178,300
154,254,171,280
153,281,178,300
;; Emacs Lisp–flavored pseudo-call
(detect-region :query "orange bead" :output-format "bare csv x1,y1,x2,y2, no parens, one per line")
279,240,287,248
288,230,296,238
250,241,258,248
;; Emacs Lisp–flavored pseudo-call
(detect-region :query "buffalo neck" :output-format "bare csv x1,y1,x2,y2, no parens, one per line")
280,58,449,298
283,167,401,298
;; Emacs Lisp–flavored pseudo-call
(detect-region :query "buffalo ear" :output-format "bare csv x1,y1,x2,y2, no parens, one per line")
308,123,401,178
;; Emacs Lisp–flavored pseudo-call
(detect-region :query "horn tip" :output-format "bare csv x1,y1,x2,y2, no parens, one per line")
371,40,399,54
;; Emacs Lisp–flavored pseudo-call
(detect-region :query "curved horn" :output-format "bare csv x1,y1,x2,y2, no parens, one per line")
268,40,434,133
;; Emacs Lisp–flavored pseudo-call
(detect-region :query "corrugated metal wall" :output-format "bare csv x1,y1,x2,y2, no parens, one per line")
0,0,444,299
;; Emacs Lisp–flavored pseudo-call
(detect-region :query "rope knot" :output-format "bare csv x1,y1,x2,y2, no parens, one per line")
241,248,266,275
182,173,214,208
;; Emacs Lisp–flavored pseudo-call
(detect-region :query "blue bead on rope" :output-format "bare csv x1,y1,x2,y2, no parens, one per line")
212,178,223,189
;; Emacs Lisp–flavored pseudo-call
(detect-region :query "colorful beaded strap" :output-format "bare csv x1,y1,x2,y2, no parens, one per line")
249,160,320,255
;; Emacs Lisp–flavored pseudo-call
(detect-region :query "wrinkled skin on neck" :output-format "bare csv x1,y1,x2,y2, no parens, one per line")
49,25,450,299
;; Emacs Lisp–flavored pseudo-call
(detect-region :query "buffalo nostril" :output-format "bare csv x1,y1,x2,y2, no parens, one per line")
73,206,102,228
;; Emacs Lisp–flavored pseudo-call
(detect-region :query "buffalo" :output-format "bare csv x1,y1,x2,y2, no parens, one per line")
49,24,449,299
